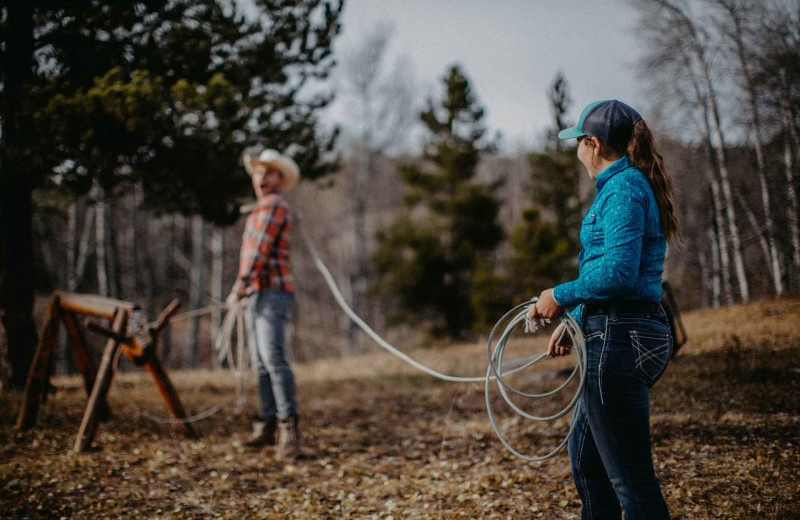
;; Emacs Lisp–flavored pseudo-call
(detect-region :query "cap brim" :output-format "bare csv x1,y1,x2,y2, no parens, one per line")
557,126,585,140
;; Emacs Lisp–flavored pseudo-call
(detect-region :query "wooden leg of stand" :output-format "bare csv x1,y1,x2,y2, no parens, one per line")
144,356,197,438
62,312,111,421
73,309,127,452
16,296,62,430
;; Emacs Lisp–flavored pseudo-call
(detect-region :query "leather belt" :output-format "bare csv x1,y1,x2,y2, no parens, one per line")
584,300,661,316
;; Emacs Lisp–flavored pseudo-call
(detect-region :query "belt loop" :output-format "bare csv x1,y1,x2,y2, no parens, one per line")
609,307,617,323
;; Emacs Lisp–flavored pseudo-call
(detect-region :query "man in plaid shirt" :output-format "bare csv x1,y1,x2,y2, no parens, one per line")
226,149,302,461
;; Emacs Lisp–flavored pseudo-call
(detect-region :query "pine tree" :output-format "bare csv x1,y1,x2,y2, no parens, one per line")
508,72,581,301
0,0,343,387
509,209,572,301
374,65,503,338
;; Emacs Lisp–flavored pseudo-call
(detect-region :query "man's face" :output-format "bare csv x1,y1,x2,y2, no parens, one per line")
252,163,284,197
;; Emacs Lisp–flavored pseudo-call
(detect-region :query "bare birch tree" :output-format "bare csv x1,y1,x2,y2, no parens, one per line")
713,0,783,295
338,23,416,354
778,68,800,284
94,186,110,298
188,215,205,367
210,226,225,368
639,0,750,302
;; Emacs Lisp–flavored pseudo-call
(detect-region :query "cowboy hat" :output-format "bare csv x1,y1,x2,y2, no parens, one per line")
242,149,300,192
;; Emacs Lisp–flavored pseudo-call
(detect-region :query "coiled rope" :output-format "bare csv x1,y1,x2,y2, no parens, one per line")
297,221,587,460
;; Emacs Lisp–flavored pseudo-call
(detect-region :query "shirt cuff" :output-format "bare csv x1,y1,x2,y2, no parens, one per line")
570,305,583,327
553,281,578,309
233,279,248,298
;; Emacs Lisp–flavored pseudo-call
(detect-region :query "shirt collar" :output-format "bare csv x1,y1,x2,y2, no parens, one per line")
595,156,632,193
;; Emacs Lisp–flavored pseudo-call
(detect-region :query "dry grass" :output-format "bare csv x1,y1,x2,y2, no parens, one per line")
1,299,799,519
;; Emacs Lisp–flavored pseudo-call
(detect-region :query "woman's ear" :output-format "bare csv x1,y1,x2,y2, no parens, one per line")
593,138,609,160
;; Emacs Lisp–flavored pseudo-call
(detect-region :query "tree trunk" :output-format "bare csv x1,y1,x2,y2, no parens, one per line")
32,215,56,289
737,190,772,278
106,204,123,299
348,146,371,355
210,226,224,368
0,1,37,389
685,47,734,305
708,228,722,309
133,185,155,315
67,203,78,289
70,206,94,292
95,187,110,298
779,68,800,290
698,247,709,308
779,68,800,158
697,54,750,303
722,0,782,295
662,0,749,302
161,216,176,364
188,215,205,368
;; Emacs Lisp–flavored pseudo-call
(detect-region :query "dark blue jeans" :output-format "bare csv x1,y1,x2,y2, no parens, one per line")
568,307,671,520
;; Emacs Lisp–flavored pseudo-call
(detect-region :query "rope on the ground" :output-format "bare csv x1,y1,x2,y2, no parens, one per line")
297,220,587,460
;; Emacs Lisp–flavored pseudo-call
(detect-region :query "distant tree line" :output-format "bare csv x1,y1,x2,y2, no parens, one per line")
2,1,799,386
635,0,800,307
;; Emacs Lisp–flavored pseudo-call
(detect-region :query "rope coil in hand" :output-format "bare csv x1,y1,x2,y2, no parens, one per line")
485,300,586,461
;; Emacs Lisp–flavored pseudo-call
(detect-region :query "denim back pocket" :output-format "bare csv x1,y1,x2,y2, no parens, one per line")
629,329,671,386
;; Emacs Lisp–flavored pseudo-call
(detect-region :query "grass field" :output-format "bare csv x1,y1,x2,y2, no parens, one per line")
1,299,799,519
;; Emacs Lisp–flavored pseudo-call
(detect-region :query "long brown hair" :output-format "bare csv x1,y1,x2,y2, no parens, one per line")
610,121,681,245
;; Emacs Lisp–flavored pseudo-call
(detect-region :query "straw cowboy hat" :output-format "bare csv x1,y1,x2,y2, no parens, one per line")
243,149,300,192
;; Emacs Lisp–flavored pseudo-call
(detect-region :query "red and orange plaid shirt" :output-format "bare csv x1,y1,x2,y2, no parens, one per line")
233,193,295,297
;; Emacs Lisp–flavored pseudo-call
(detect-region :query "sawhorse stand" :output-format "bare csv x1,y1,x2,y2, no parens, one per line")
15,292,196,451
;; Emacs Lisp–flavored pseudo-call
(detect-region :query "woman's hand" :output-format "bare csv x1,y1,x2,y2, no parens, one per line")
528,288,562,320
547,322,573,357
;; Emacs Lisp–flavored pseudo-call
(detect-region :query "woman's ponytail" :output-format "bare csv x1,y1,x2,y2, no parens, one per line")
626,121,681,245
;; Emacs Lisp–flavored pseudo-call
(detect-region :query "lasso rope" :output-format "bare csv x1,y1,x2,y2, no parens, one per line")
109,207,588,459
110,302,249,425
297,220,587,460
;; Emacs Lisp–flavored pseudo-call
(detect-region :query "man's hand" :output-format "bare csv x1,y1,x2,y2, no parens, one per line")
547,322,573,357
225,292,240,310
528,288,562,320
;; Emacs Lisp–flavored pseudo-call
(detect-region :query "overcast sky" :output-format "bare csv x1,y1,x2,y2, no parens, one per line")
327,0,647,151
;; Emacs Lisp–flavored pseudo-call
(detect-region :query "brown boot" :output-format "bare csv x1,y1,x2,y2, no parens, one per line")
276,416,301,461
243,417,277,448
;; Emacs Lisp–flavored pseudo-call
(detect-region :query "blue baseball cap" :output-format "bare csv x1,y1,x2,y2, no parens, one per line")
558,100,643,145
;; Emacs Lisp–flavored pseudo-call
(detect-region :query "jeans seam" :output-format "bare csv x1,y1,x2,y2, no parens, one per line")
576,413,594,520
599,315,610,406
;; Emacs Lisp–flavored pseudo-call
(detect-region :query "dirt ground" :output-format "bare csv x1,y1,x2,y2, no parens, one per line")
1,299,799,519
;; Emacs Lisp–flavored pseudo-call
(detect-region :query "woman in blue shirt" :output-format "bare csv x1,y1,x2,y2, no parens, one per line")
530,100,680,519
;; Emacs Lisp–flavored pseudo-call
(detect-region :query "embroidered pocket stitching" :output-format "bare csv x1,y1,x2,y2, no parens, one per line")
630,331,669,371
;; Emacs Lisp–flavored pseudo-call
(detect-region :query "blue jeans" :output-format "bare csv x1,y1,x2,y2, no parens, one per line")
246,289,297,420
568,307,671,520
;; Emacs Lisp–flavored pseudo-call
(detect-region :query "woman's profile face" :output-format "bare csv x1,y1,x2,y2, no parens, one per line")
577,136,601,179
251,163,284,198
